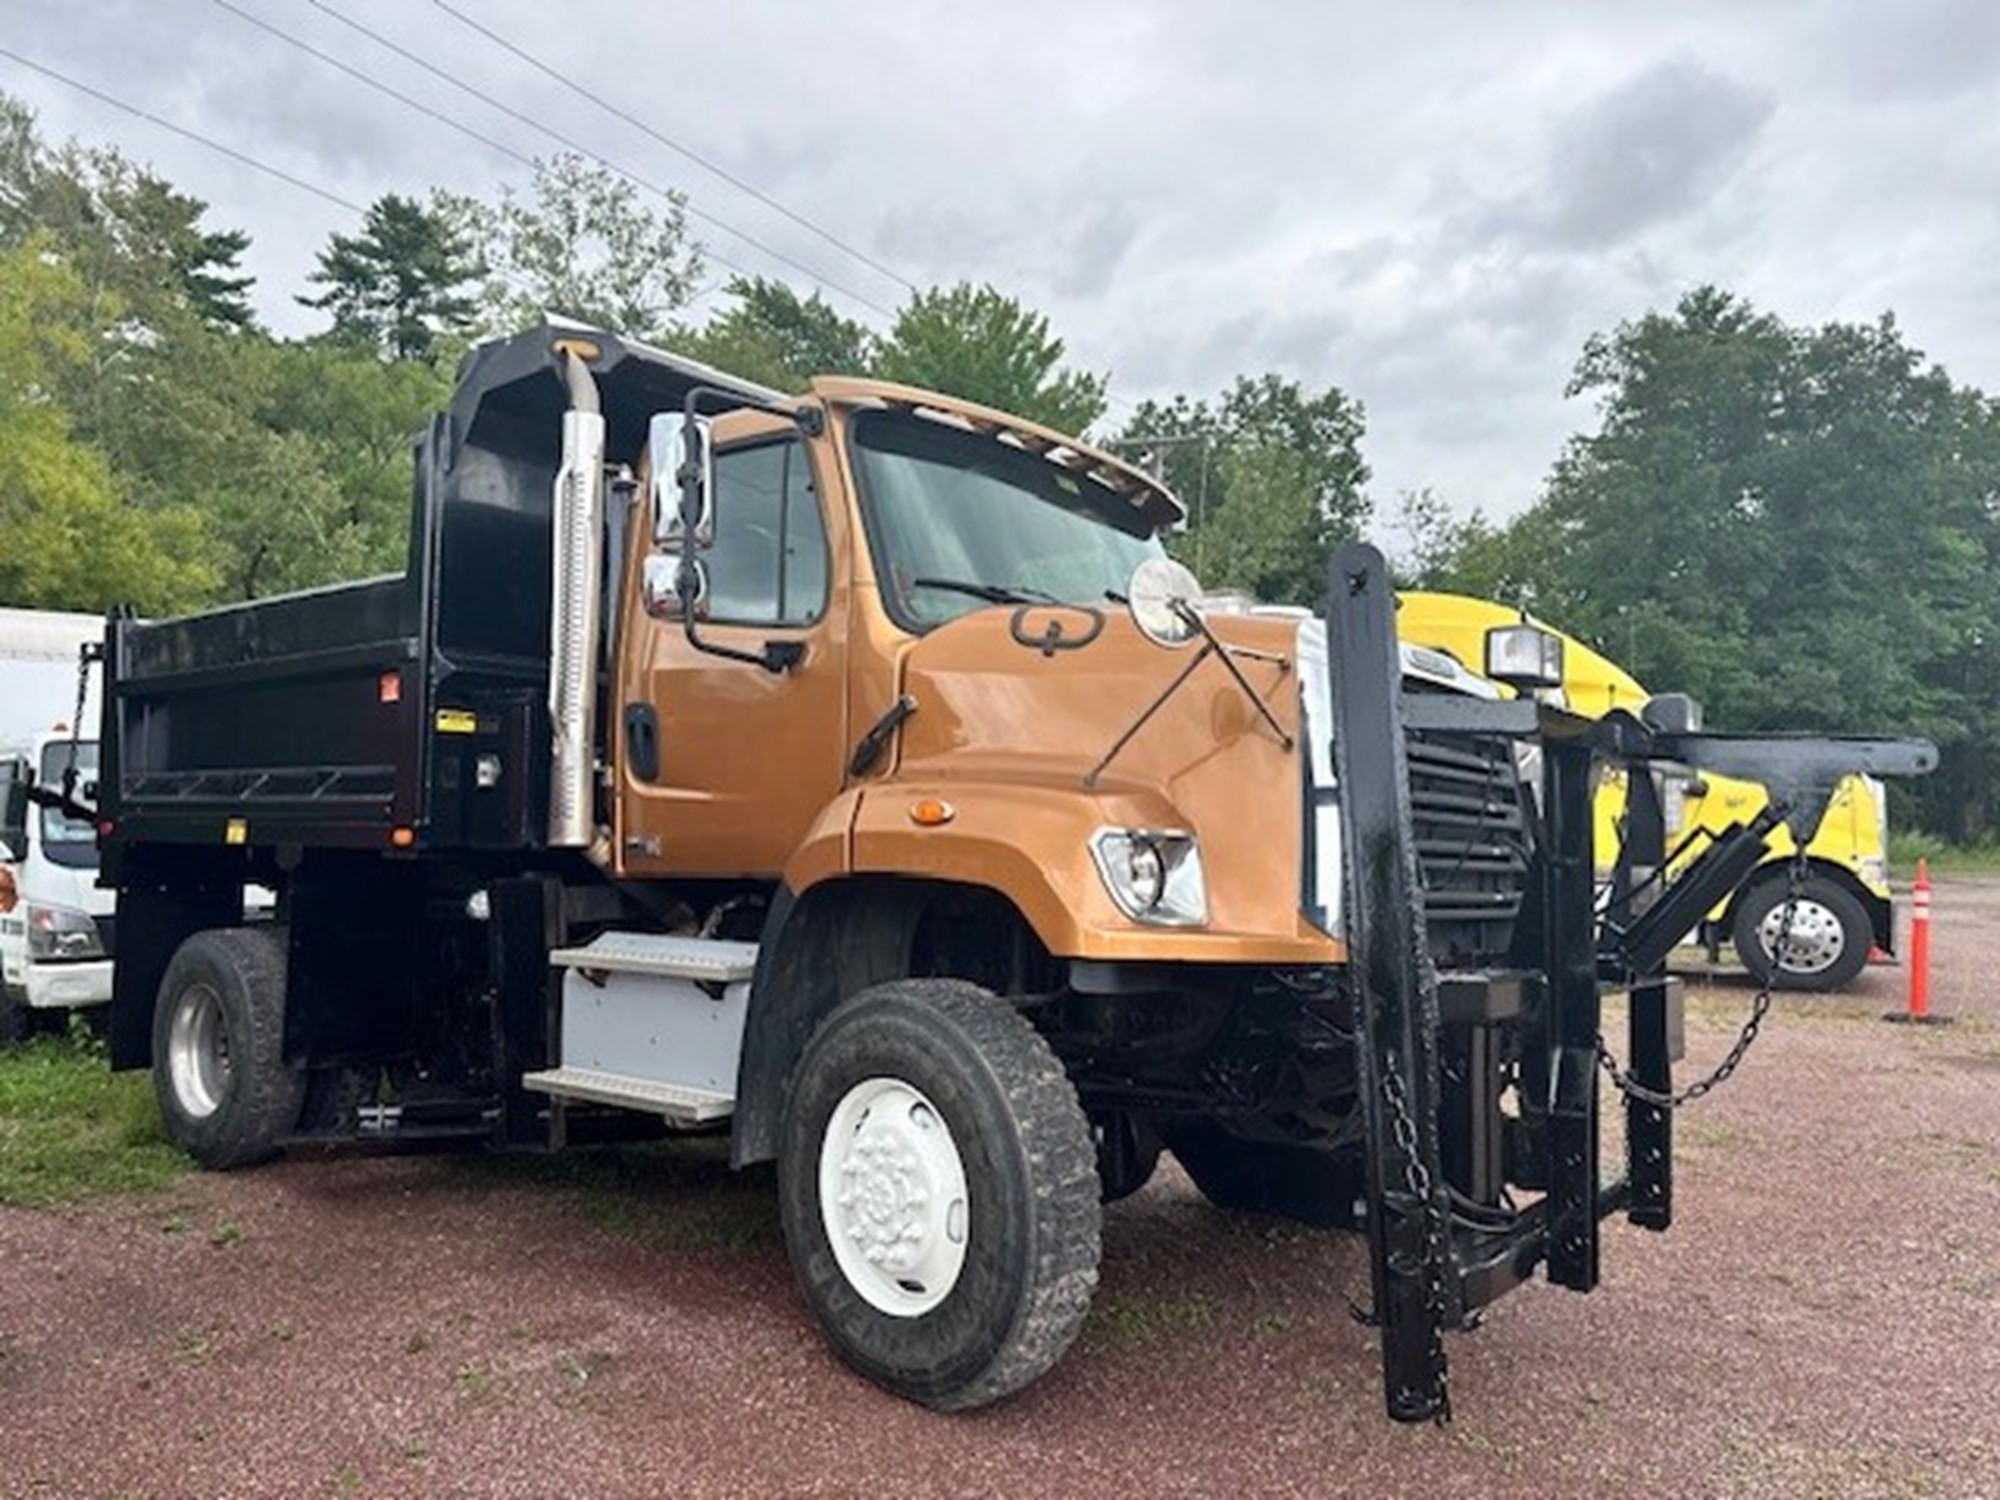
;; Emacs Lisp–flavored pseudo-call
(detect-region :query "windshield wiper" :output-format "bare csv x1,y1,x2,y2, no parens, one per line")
910,577,1065,606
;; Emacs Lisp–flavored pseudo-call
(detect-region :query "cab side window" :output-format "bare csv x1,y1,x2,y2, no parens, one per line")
705,439,828,626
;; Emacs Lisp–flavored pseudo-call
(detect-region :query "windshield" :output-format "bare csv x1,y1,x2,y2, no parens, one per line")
38,739,99,867
849,411,1166,632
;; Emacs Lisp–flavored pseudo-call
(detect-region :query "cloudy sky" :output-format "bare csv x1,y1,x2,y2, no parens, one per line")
6,0,1998,539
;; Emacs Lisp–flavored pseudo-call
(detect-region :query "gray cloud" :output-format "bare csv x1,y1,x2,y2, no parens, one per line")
1473,58,1776,252
1,0,1995,534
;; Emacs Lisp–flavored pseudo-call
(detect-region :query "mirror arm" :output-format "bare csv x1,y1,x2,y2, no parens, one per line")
23,783,96,825
669,384,806,675
674,610,802,675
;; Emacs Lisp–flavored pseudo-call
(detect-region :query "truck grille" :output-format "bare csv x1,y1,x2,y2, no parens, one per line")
1406,729,1530,965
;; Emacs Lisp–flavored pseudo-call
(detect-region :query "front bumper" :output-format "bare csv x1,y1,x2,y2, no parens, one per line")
27,958,112,1009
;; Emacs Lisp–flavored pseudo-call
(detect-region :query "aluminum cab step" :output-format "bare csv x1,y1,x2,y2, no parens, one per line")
550,933,757,983
533,931,755,1128
520,1066,734,1124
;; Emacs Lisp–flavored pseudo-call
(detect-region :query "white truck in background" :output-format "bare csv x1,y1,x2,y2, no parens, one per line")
0,607,112,1040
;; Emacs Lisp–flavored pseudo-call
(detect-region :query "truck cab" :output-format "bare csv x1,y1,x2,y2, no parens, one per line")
1,732,115,1031
0,604,117,1040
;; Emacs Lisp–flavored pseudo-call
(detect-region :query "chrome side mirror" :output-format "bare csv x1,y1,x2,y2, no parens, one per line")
642,553,708,621
649,410,716,549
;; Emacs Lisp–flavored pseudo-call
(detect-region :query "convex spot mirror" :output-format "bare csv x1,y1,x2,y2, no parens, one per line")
642,553,708,621
649,411,716,550
1126,556,1203,649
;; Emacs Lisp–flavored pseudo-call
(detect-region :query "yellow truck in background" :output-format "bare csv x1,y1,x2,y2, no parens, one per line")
1396,593,1894,992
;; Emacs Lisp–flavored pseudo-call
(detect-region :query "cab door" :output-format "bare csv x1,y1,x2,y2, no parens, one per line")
615,431,849,877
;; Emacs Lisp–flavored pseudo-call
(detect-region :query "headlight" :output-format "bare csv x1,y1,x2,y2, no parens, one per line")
1090,829,1206,926
1484,622,1564,691
27,903,103,961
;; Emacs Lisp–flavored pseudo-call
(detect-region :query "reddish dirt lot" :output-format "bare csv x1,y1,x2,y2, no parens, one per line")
4,879,1998,1499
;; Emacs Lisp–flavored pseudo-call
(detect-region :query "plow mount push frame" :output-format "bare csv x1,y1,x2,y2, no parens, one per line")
1323,543,1936,1424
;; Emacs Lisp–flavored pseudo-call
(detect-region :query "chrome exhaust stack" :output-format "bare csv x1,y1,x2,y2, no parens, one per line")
548,349,606,850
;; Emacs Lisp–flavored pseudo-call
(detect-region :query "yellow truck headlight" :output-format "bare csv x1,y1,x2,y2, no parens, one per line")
1091,829,1206,926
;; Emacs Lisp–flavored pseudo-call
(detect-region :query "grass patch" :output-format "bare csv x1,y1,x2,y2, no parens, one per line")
1888,829,2000,875
1090,1291,1215,1346
0,1024,186,1207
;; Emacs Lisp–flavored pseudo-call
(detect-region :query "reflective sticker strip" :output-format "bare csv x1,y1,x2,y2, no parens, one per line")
224,818,248,846
435,709,478,735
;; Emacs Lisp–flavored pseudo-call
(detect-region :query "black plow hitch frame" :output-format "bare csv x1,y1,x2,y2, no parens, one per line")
1324,543,1936,1423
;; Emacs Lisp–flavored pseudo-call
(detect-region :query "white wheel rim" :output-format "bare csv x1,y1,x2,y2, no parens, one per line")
167,982,231,1119
1759,897,1845,974
819,1077,970,1317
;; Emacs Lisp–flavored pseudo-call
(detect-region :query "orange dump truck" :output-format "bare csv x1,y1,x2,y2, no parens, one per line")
84,326,1933,1423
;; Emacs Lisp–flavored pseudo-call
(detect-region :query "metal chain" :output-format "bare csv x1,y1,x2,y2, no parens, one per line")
1380,1054,1452,1422
60,642,92,800
1595,849,1811,1110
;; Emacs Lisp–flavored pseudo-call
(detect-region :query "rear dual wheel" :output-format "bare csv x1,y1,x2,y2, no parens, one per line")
152,927,304,1169
779,979,1101,1410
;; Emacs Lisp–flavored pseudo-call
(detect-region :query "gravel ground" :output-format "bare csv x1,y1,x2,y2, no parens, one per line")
4,878,1997,1499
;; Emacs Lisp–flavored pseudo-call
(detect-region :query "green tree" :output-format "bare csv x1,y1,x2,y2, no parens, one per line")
0,100,255,336
876,282,1105,433
0,95,454,611
1117,374,1371,606
0,241,212,613
301,194,481,363
1485,287,2000,836
684,275,876,391
457,155,703,340
1388,488,1511,595
1194,446,1331,605
256,340,451,573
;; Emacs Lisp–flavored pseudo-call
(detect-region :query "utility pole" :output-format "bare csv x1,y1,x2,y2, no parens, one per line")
1102,430,1219,577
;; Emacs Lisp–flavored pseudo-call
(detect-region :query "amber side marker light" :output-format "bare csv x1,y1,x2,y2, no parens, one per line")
908,798,955,827
390,826,416,849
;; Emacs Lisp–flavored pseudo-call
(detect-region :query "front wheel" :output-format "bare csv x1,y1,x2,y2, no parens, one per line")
152,927,304,1169
1731,874,1871,992
778,979,1101,1410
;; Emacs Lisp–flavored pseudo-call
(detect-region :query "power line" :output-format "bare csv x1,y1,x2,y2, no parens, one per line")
427,0,916,298
0,45,365,213
421,5,1144,423
423,4,1143,424
204,0,778,296
291,0,899,319
1,28,1131,424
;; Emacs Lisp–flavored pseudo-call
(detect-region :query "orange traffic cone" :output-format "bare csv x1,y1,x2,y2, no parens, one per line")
1885,859,1948,1025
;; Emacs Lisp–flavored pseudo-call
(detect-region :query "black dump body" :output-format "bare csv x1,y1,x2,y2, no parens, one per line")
97,328,772,868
